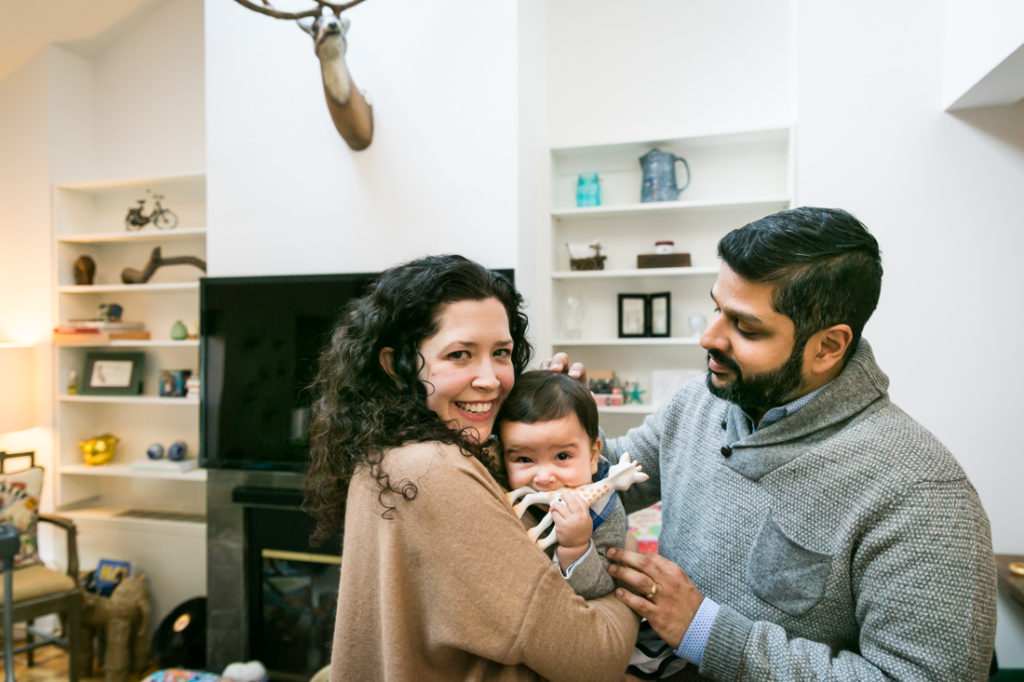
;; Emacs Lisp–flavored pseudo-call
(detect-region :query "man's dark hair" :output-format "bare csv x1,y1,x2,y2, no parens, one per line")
718,206,883,360
497,370,599,444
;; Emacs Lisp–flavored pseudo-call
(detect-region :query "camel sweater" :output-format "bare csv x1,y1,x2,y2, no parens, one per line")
608,340,997,680
330,441,639,681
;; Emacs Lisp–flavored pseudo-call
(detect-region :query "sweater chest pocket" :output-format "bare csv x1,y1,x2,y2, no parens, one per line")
746,516,832,616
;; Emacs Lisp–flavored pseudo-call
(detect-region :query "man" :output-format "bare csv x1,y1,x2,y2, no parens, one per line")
547,207,997,680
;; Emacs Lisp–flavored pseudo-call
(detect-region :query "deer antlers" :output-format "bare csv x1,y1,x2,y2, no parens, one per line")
232,0,369,21
233,0,375,151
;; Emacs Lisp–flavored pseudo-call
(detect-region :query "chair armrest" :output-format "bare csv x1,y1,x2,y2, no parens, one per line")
38,513,79,579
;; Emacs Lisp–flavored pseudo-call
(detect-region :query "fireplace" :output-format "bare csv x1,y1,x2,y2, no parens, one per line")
206,469,341,679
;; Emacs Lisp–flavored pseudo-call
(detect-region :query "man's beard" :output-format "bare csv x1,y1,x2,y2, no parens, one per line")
705,341,806,417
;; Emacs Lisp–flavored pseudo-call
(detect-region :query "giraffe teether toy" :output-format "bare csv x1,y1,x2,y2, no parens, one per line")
506,452,648,550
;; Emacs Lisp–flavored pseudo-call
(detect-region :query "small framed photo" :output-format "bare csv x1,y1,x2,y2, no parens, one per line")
80,351,145,395
618,294,649,338
649,292,671,337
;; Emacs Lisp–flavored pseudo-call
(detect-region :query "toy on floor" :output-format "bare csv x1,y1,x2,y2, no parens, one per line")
507,451,648,550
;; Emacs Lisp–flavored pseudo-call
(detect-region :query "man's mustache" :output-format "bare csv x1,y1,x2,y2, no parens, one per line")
707,349,741,374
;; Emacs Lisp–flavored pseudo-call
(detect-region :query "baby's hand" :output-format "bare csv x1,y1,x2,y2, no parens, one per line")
551,490,592,550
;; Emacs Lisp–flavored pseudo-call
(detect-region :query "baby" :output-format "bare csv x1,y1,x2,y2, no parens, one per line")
497,370,626,599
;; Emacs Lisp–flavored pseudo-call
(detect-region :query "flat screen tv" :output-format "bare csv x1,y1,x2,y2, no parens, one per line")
200,273,379,472
200,269,515,472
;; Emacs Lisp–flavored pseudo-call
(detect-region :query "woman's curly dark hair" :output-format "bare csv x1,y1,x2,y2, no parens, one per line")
304,254,532,544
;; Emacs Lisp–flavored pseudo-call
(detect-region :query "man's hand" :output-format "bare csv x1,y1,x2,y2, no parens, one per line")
539,352,588,385
607,546,703,649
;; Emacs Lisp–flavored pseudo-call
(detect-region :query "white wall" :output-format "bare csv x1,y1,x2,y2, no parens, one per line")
0,51,56,506
796,0,1024,665
545,0,792,147
942,0,1024,109
91,0,205,180
204,0,520,277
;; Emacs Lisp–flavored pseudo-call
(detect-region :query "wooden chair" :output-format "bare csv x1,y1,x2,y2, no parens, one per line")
0,452,84,681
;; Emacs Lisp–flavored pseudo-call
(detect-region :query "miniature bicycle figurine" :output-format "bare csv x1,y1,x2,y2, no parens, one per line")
125,189,178,231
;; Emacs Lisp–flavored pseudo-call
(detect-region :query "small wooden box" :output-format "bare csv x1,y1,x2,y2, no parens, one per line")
637,253,691,269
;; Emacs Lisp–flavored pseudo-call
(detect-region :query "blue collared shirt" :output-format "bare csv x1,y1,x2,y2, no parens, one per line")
675,383,829,666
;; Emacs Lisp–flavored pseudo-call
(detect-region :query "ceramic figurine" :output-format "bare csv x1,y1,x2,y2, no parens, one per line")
507,452,648,550
74,255,96,285
170,320,188,341
167,441,188,461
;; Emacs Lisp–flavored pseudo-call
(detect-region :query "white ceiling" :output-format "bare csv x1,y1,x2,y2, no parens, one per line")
0,0,161,83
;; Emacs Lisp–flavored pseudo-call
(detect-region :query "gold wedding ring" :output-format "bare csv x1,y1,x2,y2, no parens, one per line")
645,582,659,600
1010,561,1024,577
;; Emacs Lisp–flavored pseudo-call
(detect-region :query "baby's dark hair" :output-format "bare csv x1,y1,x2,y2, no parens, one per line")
496,370,598,443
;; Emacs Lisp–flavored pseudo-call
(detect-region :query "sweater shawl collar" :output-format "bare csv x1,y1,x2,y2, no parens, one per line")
720,338,889,481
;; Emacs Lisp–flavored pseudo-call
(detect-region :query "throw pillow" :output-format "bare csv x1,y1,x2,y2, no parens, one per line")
0,466,43,567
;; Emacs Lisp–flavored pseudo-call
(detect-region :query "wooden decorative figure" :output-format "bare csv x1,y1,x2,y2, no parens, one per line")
232,0,374,151
121,247,206,284
507,452,648,550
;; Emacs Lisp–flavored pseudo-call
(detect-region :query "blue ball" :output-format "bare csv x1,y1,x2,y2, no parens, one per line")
167,441,188,461
146,443,164,460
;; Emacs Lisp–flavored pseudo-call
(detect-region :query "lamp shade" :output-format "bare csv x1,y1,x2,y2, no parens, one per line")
0,344,35,433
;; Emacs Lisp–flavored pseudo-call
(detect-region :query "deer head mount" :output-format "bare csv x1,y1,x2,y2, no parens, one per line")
233,0,374,151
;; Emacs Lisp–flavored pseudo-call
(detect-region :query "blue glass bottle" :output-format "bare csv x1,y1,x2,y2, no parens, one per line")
576,173,601,207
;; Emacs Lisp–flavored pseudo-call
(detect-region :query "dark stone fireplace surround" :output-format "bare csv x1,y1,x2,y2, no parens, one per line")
206,467,319,672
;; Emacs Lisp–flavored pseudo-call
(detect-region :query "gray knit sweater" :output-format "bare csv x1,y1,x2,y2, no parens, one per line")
607,340,997,680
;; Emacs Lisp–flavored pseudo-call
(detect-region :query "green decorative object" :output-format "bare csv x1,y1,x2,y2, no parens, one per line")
170,320,188,341
625,381,646,405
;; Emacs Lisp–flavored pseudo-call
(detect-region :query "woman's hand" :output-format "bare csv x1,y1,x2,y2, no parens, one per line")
607,547,703,649
553,490,592,566
539,352,588,386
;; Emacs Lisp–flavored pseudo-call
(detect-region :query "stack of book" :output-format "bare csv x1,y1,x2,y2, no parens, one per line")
53,320,150,345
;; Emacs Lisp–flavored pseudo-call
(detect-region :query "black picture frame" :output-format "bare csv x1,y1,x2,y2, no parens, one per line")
649,291,671,337
618,294,649,338
80,351,145,395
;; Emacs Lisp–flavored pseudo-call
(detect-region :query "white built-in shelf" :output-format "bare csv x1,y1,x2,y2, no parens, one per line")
551,195,790,221
55,172,206,192
57,227,207,244
598,405,656,415
552,337,702,346
553,266,718,280
60,463,206,481
57,505,206,531
54,339,199,349
58,282,200,294
59,395,199,406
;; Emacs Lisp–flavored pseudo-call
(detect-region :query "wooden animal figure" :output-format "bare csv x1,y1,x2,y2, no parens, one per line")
232,0,374,151
507,452,648,550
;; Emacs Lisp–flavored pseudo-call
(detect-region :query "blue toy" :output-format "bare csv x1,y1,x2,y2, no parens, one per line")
146,443,165,460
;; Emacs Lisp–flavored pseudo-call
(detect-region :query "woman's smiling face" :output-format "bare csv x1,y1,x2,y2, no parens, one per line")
416,297,515,442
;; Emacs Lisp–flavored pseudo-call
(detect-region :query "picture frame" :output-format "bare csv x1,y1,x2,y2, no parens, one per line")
80,351,145,395
618,294,649,338
649,291,671,337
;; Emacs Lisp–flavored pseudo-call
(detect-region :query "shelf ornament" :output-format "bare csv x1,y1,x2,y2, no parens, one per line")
79,434,119,466
121,247,207,284
639,148,690,202
232,0,374,151
125,189,178,231
567,240,606,271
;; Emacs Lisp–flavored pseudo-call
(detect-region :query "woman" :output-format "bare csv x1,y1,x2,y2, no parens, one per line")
306,254,638,680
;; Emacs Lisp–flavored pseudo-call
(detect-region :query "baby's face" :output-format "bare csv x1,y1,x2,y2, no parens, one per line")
501,414,600,491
